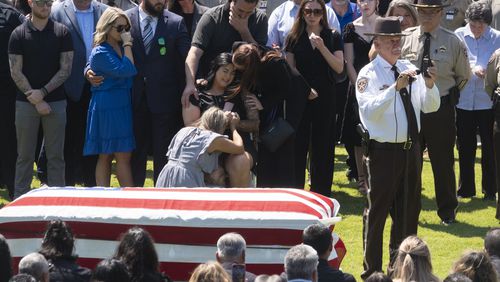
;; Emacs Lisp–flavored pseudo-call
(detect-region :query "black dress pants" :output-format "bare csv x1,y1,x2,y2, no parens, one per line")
294,90,336,196
456,108,496,197
65,83,97,186
131,94,181,187
361,142,421,280
493,109,500,220
0,81,17,199
420,98,458,221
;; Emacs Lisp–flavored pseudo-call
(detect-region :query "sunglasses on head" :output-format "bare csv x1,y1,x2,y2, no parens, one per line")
34,0,53,7
112,24,130,32
303,8,322,16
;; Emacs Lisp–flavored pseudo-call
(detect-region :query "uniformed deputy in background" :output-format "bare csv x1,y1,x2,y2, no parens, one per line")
401,0,471,226
440,0,473,31
356,16,440,279
487,0,500,30
484,48,500,221
0,2,24,200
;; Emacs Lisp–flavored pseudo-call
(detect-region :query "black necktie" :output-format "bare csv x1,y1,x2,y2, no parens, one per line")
392,65,419,143
421,32,431,66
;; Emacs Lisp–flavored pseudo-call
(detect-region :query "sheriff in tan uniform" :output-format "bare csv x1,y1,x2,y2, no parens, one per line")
484,48,500,220
440,0,473,31
401,0,471,225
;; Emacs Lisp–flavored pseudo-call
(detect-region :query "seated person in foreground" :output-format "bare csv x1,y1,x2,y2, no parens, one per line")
302,224,356,282
156,107,244,187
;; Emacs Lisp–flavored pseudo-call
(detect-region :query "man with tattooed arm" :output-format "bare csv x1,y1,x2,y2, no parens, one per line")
8,0,73,198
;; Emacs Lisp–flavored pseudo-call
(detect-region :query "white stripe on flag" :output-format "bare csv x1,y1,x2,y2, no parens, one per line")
6,238,338,263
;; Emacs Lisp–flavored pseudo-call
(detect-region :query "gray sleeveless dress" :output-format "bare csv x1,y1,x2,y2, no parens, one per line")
156,127,224,187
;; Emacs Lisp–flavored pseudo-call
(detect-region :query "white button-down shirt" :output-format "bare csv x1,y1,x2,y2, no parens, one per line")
455,24,500,110
139,7,159,41
356,55,440,143
266,0,340,48
72,0,94,61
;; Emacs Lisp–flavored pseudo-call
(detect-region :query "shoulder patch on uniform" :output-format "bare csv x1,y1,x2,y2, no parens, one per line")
357,77,369,93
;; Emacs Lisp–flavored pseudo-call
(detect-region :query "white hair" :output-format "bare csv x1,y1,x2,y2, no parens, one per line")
284,244,319,281
216,233,246,262
18,253,49,282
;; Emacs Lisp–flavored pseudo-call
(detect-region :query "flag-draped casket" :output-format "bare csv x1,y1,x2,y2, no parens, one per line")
0,187,345,280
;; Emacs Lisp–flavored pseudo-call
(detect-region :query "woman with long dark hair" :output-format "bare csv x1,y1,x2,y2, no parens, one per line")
285,0,344,196
113,227,171,282
38,220,92,282
182,53,253,188
232,43,311,188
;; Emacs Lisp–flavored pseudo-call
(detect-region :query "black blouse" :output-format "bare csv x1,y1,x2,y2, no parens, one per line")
286,28,343,89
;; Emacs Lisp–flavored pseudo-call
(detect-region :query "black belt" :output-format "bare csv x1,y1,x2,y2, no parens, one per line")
441,95,450,105
369,140,413,150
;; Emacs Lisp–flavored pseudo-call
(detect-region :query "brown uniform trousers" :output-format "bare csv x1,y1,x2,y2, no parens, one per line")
361,142,422,279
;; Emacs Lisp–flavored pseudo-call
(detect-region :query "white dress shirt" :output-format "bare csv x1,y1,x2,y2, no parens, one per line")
266,0,340,48
356,55,440,143
139,6,159,40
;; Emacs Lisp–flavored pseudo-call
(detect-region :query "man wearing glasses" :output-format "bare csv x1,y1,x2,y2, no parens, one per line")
8,0,73,198
400,0,471,226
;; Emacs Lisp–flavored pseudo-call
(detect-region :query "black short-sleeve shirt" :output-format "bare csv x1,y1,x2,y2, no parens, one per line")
8,19,73,102
191,2,268,77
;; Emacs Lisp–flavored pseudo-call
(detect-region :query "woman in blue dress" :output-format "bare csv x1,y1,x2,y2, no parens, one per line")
83,7,137,187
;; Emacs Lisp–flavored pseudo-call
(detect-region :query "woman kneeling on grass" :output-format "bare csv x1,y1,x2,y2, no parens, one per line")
156,107,244,187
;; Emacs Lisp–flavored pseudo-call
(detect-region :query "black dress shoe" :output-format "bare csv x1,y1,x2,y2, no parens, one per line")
441,218,456,226
483,194,496,201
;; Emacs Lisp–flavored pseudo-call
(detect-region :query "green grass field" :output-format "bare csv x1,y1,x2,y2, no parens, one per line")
0,146,498,281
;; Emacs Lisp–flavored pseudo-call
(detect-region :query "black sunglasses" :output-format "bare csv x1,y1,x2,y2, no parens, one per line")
303,8,323,16
112,24,130,32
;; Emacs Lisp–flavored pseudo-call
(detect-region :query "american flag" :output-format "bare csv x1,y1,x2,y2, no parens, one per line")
0,187,346,280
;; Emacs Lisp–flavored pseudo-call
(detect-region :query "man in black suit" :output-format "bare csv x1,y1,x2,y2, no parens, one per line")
302,224,356,282
51,0,108,187
126,0,190,186
0,2,24,199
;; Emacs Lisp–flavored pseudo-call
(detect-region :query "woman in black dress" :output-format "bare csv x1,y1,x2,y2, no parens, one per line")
342,0,377,194
232,43,311,188
285,0,344,197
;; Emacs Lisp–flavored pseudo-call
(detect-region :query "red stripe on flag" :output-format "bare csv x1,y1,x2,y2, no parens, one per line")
8,197,323,218
120,188,336,216
0,221,304,246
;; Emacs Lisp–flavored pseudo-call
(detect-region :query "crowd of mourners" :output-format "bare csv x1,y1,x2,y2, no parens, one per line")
0,220,499,282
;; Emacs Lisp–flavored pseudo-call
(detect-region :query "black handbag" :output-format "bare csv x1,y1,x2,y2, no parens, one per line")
260,102,294,152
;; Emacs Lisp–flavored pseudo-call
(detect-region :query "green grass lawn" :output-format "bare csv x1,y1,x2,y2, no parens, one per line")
0,147,498,281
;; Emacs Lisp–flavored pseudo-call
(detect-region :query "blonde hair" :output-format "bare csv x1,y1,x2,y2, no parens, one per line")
188,261,231,282
93,7,131,46
392,236,440,282
194,107,228,134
